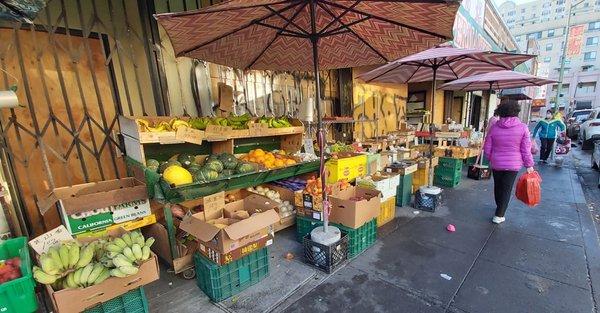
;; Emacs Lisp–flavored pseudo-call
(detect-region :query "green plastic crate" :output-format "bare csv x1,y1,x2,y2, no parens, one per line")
438,157,463,171
84,288,148,313
0,237,37,313
336,219,377,259
194,247,270,302
296,215,324,242
434,165,461,177
396,174,413,207
434,171,461,188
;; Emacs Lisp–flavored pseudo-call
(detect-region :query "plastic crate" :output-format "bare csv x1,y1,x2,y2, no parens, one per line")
438,157,463,171
414,189,440,212
434,171,461,188
434,165,462,177
396,174,413,207
303,233,348,274
296,215,324,242
466,156,489,166
377,197,396,227
84,288,148,313
336,219,377,259
194,247,269,302
325,154,368,183
0,237,37,313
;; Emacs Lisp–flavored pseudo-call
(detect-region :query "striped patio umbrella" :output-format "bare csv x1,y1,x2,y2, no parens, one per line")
440,70,557,168
155,0,461,231
358,46,534,189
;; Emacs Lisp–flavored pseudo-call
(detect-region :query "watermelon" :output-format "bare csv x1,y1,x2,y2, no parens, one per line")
236,162,256,174
177,153,196,168
204,159,224,173
159,160,181,173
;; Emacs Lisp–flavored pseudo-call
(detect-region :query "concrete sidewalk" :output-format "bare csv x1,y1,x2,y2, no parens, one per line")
145,155,600,313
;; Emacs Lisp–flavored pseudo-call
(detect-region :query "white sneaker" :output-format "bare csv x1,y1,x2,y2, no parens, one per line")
492,216,505,224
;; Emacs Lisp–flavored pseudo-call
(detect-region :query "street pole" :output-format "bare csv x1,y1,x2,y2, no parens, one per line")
555,0,584,112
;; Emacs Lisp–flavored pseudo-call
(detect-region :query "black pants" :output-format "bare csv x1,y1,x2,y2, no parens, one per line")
540,138,555,161
492,170,519,217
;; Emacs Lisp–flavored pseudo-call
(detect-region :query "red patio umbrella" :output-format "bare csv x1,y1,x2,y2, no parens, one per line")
440,70,557,167
155,0,461,232
358,47,533,189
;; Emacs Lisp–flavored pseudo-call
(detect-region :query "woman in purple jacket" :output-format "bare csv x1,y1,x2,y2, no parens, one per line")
483,102,535,224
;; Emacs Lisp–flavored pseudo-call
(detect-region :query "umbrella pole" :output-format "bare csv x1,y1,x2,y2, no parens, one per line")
428,68,438,187
479,82,494,166
309,1,328,233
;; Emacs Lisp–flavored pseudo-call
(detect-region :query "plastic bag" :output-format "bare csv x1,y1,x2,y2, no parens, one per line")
531,140,539,155
515,171,542,207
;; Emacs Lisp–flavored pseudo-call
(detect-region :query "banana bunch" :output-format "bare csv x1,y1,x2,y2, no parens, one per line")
60,263,110,289
104,232,155,278
33,241,97,286
136,118,191,132
257,116,293,128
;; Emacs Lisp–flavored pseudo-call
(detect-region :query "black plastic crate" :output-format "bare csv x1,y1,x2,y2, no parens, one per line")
303,234,349,274
467,165,491,180
414,189,441,212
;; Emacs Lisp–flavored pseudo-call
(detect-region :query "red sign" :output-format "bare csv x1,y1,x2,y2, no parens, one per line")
532,99,546,107
567,25,585,57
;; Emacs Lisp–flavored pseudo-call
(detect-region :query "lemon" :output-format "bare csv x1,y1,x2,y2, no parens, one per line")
163,165,193,186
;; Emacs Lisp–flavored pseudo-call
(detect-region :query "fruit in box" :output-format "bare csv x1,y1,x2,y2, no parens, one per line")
0,257,21,284
242,149,297,169
163,165,193,186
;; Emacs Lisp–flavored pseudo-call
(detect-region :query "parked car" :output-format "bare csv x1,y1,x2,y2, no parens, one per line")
579,108,600,150
566,109,593,139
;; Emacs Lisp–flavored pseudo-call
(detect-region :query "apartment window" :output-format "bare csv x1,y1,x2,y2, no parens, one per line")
548,29,555,37
528,32,542,39
587,37,599,45
578,82,596,94
584,2,590,7
542,10,550,15
521,8,526,12
546,43,553,51
582,65,595,72
552,84,570,91
557,0,565,4
584,51,597,61
543,1,551,7
507,10,516,16
556,7,564,13
590,21,600,30
516,36,521,42
544,56,552,62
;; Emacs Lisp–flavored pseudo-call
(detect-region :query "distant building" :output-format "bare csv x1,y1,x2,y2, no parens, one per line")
498,0,600,110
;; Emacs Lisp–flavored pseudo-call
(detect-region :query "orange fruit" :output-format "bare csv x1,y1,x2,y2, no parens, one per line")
285,159,297,166
254,149,265,157
274,159,285,167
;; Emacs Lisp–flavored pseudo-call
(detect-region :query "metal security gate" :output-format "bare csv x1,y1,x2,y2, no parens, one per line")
0,0,160,236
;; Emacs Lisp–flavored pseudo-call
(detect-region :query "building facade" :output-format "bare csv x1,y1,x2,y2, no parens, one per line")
499,0,600,110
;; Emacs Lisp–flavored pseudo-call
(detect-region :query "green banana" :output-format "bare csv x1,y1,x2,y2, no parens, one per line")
113,255,133,268
47,247,64,271
105,243,123,253
113,238,127,249
58,244,71,269
66,272,76,289
94,268,110,285
79,263,94,284
68,244,80,269
39,254,59,275
33,266,59,284
110,268,128,278
141,246,151,261
87,263,106,285
76,243,95,269
121,234,133,247
131,244,143,261
73,268,83,286
144,237,155,248
118,265,139,276
122,247,136,263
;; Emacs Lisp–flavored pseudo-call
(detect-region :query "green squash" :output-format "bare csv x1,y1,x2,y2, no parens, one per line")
193,168,219,183
219,153,239,170
221,169,235,177
236,162,256,174
146,159,160,172
177,153,196,168
158,160,182,173
204,159,224,173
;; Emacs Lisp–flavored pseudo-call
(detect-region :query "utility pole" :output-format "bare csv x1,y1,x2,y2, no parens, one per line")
555,0,585,112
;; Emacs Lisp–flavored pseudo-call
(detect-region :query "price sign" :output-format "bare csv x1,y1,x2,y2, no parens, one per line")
29,225,73,254
175,127,203,145
203,191,225,220
303,138,315,155
205,125,232,138
249,123,268,135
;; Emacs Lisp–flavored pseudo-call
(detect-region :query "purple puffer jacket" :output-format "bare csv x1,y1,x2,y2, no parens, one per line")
483,117,534,171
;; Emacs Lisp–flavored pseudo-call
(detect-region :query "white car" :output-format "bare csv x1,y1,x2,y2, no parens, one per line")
579,107,600,150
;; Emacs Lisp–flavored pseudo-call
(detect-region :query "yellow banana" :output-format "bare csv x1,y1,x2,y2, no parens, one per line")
33,266,59,285
39,254,59,275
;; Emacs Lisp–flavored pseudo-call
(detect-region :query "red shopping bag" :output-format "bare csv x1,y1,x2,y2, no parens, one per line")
515,171,542,207
531,140,539,155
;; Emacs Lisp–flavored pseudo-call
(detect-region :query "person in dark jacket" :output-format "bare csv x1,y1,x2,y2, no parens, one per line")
484,102,535,224
532,109,566,163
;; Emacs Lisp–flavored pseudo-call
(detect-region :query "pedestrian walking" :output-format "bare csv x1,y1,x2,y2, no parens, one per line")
532,109,566,163
483,102,535,224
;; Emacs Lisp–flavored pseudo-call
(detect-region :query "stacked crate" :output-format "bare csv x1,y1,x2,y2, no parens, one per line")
434,157,462,188
396,173,413,207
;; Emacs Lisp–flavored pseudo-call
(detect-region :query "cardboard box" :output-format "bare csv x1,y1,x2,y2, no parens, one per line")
75,214,157,240
297,207,322,220
29,226,159,313
179,193,280,254
142,223,194,274
198,234,273,265
385,162,418,176
329,186,381,229
273,215,296,232
38,178,150,235
356,173,400,201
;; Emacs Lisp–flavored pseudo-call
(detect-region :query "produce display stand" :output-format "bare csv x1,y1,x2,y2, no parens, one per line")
123,117,320,278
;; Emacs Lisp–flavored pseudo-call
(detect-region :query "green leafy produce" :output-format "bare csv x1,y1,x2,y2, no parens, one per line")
236,162,256,174
177,153,195,168
158,160,182,173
